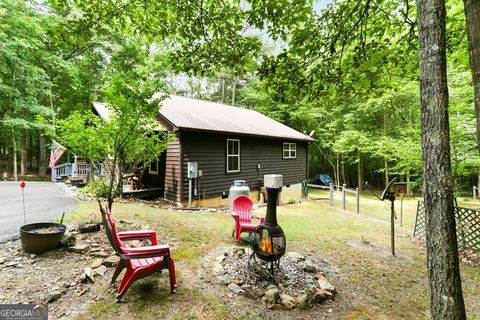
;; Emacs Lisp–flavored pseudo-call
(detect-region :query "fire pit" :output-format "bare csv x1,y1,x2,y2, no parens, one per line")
250,186,286,274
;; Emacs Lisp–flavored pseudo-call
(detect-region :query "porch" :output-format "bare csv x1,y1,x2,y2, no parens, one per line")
51,162,105,182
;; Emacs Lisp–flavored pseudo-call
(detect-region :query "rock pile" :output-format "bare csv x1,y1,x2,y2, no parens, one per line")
210,247,337,310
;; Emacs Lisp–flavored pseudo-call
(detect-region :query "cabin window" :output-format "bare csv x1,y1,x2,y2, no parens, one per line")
283,142,296,159
149,159,158,175
227,139,240,173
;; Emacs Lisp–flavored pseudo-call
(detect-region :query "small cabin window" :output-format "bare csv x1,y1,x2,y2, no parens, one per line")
283,142,296,159
227,139,240,173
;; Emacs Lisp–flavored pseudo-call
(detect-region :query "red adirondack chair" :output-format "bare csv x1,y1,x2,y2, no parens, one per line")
231,195,265,242
101,206,177,302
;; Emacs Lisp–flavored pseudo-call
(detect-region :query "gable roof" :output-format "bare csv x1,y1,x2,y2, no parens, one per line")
158,95,315,142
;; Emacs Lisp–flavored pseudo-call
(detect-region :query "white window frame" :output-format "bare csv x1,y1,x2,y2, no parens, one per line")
226,139,240,173
283,142,297,159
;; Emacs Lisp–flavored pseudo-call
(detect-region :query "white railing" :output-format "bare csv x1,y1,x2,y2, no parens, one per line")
76,164,91,176
52,163,105,182
51,163,72,182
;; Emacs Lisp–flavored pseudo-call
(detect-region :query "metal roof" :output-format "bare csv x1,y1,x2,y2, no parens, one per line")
158,95,315,141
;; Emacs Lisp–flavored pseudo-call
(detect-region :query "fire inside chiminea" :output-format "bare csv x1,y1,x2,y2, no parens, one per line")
251,186,286,269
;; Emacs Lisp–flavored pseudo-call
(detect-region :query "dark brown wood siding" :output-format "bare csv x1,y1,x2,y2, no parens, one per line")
164,133,181,202
180,131,308,200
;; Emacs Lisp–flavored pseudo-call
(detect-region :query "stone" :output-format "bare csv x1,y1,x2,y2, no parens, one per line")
84,267,95,282
103,255,118,267
79,273,87,283
130,240,142,248
5,261,19,267
263,288,279,304
119,219,132,224
325,291,334,300
297,294,314,309
60,232,76,247
30,254,36,259
212,264,225,275
227,283,244,295
91,251,109,258
0,258,5,264
46,290,62,303
286,251,305,262
90,258,103,269
266,303,281,310
266,284,278,291
215,275,231,286
94,265,108,277
317,275,335,293
214,255,226,263
313,289,328,302
304,260,317,273
242,285,258,300
280,293,298,310
68,244,90,254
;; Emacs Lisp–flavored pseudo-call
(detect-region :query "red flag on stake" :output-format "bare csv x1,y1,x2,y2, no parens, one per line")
48,140,66,169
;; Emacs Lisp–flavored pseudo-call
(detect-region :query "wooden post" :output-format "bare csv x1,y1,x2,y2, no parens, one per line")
329,183,333,207
342,183,346,210
400,193,404,227
473,186,477,200
356,187,360,214
391,199,395,256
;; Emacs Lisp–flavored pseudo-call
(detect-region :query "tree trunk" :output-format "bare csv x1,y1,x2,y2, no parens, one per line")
28,131,33,171
406,172,412,196
336,155,340,190
232,77,237,106
11,128,17,181
384,158,389,186
20,129,28,176
464,0,480,156
357,150,362,191
417,0,466,318
38,129,47,176
221,77,226,103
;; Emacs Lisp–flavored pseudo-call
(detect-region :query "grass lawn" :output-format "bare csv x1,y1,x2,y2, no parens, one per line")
67,194,480,319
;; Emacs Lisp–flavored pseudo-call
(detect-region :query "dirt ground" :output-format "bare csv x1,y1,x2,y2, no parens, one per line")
0,197,479,319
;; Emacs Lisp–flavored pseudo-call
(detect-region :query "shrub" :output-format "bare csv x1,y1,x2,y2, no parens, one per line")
80,177,111,198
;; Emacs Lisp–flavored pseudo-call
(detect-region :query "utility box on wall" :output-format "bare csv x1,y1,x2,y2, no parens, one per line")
187,162,198,178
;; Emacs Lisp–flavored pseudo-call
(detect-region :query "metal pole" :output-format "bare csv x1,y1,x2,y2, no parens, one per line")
188,179,192,207
329,183,333,207
356,187,360,214
22,188,26,225
474,186,477,200
400,194,403,227
391,198,395,256
342,183,346,210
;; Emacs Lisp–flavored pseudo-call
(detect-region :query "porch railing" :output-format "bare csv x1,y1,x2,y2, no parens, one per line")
51,163,105,182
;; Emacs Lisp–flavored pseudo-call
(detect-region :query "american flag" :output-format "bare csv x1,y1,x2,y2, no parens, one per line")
48,140,66,169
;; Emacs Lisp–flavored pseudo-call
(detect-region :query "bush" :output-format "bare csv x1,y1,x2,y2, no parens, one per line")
80,177,111,198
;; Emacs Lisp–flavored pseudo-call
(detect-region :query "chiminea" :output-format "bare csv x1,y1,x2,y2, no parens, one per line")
252,187,286,262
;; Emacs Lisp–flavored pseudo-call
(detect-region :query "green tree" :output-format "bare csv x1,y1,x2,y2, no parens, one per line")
57,38,170,210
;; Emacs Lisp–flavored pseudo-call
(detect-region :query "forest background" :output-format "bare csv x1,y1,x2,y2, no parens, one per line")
0,0,476,194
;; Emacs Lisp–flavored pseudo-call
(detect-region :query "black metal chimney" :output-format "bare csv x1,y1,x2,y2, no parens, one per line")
264,187,280,226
